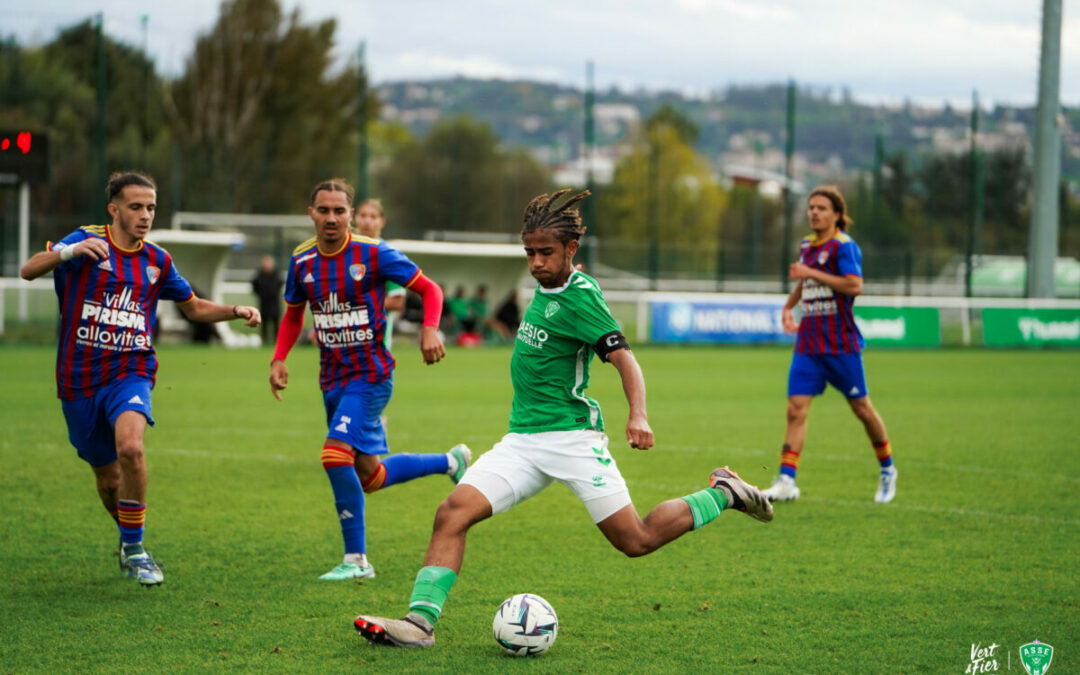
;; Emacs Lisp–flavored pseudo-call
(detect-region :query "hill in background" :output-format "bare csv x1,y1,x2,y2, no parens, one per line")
376,78,1080,187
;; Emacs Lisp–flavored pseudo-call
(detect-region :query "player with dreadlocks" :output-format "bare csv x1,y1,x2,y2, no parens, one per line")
353,189,773,648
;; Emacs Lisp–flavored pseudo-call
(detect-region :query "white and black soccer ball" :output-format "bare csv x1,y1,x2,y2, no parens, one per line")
492,593,558,656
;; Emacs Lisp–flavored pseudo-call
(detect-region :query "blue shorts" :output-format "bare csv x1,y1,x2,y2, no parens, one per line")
787,352,869,399
61,377,155,467
323,375,393,455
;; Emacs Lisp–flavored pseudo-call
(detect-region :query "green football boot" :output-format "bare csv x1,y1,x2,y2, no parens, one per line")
319,561,376,581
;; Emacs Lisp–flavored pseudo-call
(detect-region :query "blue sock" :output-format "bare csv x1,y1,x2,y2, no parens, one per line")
324,465,366,555
381,453,450,488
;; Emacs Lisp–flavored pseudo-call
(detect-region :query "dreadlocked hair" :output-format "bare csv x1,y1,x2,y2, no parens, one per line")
521,188,591,244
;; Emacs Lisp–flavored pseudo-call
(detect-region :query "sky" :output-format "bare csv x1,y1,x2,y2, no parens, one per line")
5,0,1080,108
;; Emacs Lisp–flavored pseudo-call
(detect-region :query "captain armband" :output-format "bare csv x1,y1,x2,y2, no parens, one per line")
594,330,630,362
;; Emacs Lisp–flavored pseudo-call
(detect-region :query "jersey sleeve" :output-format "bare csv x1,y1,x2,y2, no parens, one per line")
49,229,91,273
568,275,622,345
282,257,307,306
837,238,863,278
386,280,406,297
161,260,195,302
377,242,421,287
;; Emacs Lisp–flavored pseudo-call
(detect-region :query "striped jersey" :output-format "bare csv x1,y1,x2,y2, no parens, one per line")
794,230,865,354
508,271,621,434
49,225,194,400
283,232,422,391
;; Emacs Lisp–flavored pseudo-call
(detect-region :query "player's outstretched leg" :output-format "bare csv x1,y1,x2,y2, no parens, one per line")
361,445,472,492
709,466,774,522
875,466,898,503
355,614,435,648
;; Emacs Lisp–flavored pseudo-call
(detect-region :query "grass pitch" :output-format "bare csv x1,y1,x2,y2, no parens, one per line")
1,344,1078,673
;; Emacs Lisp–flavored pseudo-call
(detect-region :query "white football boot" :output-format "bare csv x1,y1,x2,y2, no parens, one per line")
355,614,435,647
875,466,898,503
761,474,800,502
709,466,774,522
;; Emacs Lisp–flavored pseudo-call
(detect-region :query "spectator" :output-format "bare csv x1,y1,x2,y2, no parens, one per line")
251,256,283,343
486,290,521,341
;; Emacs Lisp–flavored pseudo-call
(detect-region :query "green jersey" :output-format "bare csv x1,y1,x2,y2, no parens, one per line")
508,271,622,434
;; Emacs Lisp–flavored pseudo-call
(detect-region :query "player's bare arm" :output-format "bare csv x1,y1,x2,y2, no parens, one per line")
781,280,803,333
607,348,653,450
177,297,262,327
19,238,111,281
269,360,289,401
788,263,862,296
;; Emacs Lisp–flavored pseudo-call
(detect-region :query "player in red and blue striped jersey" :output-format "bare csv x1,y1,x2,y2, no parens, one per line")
354,199,406,350
762,185,897,504
268,178,470,581
20,172,262,586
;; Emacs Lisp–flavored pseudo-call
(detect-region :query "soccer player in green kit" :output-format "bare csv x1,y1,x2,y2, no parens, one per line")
354,189,773,647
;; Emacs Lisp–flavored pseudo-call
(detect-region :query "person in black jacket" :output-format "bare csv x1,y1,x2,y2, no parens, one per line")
251,255,283,343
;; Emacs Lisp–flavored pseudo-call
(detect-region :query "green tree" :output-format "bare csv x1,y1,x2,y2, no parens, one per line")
165,0,372,213
0,24,172,237
918,148,1031,255
374,115,549,238
599,107,726,277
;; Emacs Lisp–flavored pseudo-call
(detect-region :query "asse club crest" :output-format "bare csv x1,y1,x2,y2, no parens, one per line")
1020,640,1053,675
544,301,561,319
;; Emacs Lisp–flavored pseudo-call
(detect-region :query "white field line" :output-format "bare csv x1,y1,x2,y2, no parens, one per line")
631,479,1080,527
13,442,1078,526
655,444,1080,484
801,496,1080,528
14,438,1077,488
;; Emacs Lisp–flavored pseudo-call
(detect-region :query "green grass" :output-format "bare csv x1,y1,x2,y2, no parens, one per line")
1,344,1078,673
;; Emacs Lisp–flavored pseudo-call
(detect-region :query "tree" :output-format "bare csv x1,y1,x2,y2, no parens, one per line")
918,148,1031,255
0,24,172,234
599,106,726,277
374,115,549,238
165,0,372,213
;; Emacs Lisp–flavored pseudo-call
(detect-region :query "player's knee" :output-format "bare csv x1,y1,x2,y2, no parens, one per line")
613,535,655,558
360,462,387,493
431,500,459,534
96,472,120,493
432,496,477,536
115,439,144,464
321,445,355,471
786,401,808,424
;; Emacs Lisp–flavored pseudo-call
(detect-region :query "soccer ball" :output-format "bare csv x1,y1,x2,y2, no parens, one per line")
492,593,558,656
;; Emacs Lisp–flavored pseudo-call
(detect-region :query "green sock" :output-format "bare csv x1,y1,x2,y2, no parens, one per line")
408,566,458,626
681,488,729,530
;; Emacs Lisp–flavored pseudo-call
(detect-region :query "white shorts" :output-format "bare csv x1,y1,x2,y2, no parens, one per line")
459,429,632,523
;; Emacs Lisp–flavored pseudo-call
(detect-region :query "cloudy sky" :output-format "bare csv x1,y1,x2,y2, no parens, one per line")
5,0,1080,107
